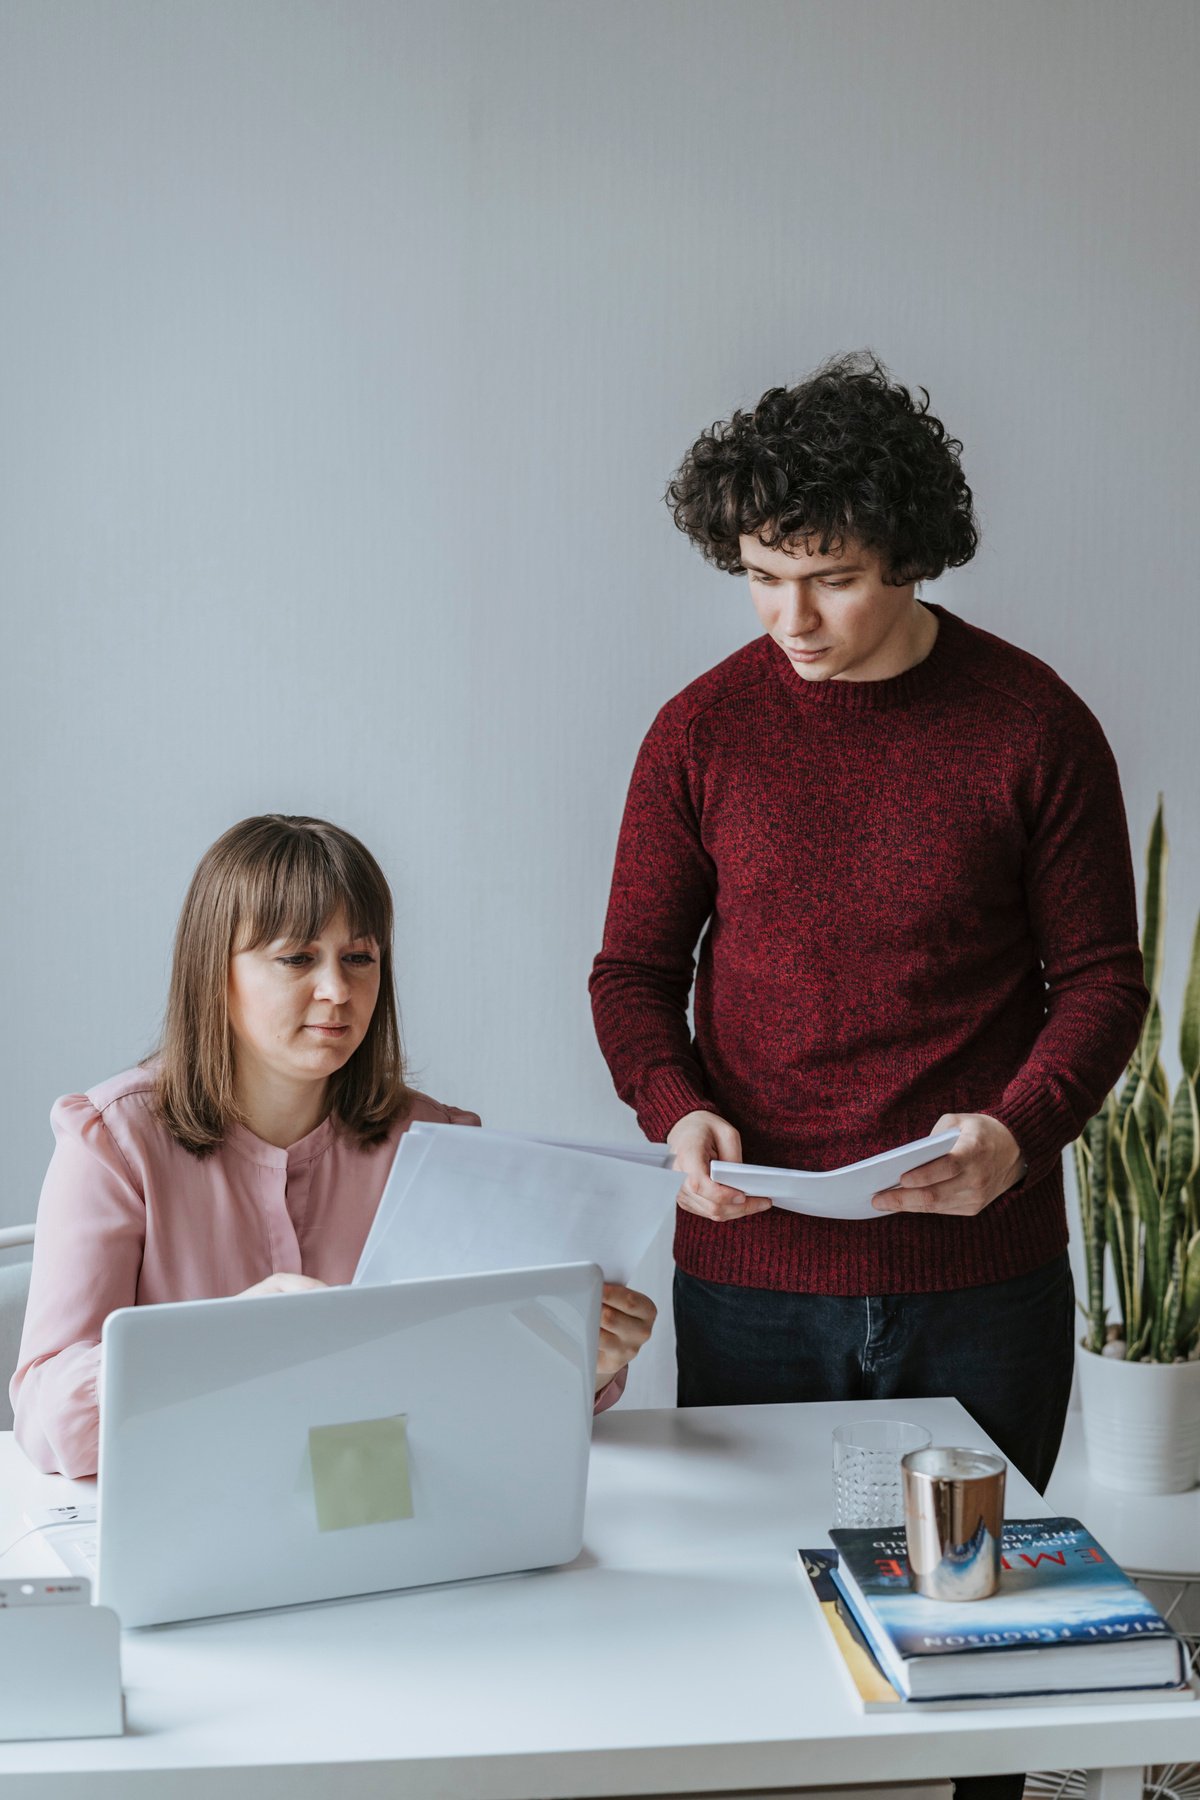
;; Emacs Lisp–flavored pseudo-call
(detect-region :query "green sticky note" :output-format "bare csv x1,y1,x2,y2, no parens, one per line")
308,1414,414,1532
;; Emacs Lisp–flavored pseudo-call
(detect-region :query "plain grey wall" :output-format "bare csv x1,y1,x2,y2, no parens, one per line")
2,1,1198,1398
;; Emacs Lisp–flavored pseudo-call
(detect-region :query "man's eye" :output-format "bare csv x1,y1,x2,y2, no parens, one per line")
821,578,852,589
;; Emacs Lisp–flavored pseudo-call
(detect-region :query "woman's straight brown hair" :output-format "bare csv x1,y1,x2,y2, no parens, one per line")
154,815,413,1155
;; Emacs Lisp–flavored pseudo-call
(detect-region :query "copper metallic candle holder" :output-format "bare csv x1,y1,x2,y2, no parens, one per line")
901,1446,1007,1601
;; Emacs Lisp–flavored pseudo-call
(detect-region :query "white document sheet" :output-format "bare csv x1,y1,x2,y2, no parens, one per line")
351,1126,435,1280
480,1127,674,1168
710,1129,960,1222
353,1124,680,1288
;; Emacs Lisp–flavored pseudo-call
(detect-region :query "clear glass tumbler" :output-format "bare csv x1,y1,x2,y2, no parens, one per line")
831,1419,933,1528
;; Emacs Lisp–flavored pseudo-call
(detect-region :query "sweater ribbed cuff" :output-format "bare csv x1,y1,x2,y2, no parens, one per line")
636,1067,719,1146
984,1085,1071,1190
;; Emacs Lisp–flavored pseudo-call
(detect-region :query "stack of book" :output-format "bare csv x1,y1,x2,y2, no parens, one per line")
799,1517,1193,1710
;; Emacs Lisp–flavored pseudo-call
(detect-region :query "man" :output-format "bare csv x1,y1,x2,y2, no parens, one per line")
590,353,1147,1494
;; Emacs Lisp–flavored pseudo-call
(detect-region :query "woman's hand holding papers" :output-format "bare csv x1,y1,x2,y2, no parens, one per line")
237,1273,329,1298
596,1284,657,1390
666,1111,773,1223
870,1113,1026,1217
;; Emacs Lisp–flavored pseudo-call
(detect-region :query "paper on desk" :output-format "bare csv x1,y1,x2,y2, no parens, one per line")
353,1124,680,1288
711,1129,960,1221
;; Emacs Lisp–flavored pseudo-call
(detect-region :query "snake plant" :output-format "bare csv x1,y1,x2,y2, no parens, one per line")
1072,799,1200,1362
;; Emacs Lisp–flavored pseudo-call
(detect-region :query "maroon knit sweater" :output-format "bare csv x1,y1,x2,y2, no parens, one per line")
590,607,1147,1296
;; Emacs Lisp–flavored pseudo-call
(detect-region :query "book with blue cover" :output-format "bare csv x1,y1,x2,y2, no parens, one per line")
796,1548,1195,1711
825,1517,1188,1700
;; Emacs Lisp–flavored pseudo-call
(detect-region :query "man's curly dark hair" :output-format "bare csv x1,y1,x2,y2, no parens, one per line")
666,353,978,586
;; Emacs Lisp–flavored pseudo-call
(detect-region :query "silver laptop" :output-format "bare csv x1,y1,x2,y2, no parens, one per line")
76,1263,600,1627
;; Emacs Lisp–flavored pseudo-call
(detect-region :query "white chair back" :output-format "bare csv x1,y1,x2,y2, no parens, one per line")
0,1225,34,1432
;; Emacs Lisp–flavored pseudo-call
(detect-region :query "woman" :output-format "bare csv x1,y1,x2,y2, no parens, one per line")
12,815,656,1477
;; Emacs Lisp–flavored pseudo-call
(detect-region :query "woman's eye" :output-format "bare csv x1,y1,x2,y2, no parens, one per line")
344,953,377,967
277,954,313,968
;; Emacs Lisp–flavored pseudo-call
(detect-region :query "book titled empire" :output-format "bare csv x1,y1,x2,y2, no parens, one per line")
821,1517,1188,1701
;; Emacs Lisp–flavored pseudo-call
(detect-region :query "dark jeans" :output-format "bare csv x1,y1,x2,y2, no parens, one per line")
676,1256,1075,1800
674,1252,1075,1493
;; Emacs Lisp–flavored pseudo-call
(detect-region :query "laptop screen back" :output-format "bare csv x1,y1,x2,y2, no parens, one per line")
96,1263,601,1626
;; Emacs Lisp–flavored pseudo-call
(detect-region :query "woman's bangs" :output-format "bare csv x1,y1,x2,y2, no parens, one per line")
237,840,390,951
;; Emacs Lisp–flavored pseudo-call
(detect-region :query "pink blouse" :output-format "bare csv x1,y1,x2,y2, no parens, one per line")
12,1066,625,1477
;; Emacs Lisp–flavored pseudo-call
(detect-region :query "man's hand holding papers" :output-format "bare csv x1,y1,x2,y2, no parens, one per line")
869,1113,1025,1216
671,1125,964,1224
667,1111,774,1223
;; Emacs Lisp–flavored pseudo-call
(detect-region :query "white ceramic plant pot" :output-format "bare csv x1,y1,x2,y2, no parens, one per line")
1075,1341,1200,1493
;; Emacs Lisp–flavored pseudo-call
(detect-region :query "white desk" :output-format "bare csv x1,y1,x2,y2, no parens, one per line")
1,1397,1195,1799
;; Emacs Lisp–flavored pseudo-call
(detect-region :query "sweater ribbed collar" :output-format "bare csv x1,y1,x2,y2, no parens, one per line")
763,602,956,712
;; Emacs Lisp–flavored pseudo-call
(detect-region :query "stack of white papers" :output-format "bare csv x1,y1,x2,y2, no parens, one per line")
353,1125,678,1289
711,1129,960,1222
